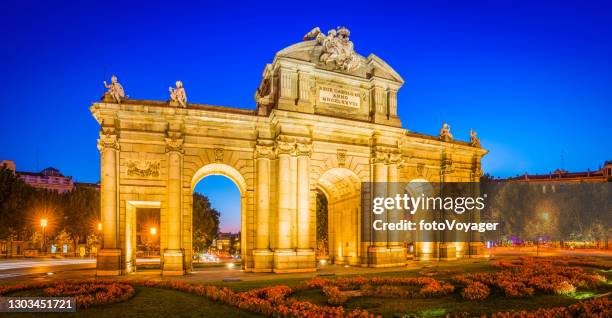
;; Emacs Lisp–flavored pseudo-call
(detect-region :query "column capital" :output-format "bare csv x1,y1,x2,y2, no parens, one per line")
255,144,275,159
97,130,120,152
388,152,403,165
371,147,388,164
296,143,312,157
276,140,295,156
371,146,401,165
165,137,184,154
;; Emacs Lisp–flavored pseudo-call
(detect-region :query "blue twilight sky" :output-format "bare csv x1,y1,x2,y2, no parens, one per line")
1,1,611,232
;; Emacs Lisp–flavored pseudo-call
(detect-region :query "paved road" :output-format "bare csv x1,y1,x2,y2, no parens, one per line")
0,258,95,280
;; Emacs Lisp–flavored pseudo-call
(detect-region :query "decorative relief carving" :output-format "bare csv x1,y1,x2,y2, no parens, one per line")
303,26,361,71
441,157,454,175
214,148,224,162
126,160,160,178
416,163,425,177
337,149,347,167
165,137,184,154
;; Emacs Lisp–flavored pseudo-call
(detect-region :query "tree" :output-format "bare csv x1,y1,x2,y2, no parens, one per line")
53,229,74,253
63,186,100,255
0,167,35,239
192,193,220,253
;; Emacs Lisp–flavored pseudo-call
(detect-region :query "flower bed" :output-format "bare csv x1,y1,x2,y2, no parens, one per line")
44,281,134,308
453,257,607,300
304,276,455,305
487,296,612,318
0,280,135,309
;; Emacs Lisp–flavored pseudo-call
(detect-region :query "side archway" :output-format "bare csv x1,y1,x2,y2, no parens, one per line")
316,168,362,265
190,163,248,268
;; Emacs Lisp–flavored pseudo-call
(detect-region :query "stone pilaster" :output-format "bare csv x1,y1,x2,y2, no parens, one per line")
96,130,122,276
163,136,185,275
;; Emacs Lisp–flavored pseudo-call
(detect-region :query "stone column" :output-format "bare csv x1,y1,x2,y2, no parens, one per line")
368,149,390,267
469,166,485,258
387,152,406,265
253,144,273,272
372,156,388,245
289,154,298,248
296,143,311,250
276,141,293,250
163,137,185,275
387,160,400,246
96,131,122,276
438,157,457,261
295,143,315,270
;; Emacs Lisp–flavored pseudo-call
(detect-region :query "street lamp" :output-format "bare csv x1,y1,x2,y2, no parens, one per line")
40,218,48,254
150,227,157,236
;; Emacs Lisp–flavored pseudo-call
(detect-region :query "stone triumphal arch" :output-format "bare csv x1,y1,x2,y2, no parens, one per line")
92,26,487,276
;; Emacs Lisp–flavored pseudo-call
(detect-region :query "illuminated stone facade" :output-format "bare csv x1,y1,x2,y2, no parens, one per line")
92,27,487,276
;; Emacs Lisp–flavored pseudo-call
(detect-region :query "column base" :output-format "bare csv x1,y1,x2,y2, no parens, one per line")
273,249,316,273
439,243,457,261
388,245,407,265
97,248,122,276
468,242,486,258
162,250,185,276
414,242,438,261
367,246,405,267
252,249,274,272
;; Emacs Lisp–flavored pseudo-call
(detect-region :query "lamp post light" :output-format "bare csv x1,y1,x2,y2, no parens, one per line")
40,218,48,254
150,227,157,236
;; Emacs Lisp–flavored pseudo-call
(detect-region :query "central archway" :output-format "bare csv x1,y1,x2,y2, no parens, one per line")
316,168,362,265
190,163,248,269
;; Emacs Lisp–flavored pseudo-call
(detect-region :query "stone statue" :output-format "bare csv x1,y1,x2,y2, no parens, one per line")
169,80,187,107
469,128,481,147
103,75,126,103
303,26,361,71
438,122,453,142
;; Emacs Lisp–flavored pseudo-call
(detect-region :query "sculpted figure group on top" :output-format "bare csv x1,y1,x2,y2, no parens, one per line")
304,26,361,72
